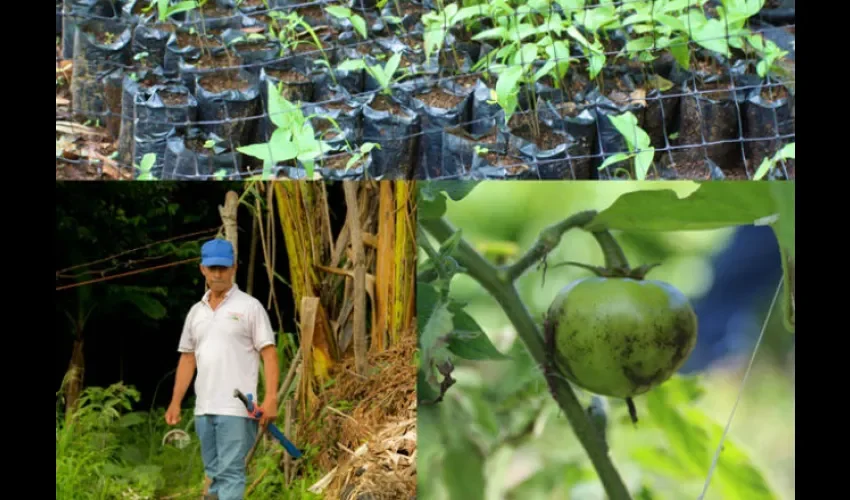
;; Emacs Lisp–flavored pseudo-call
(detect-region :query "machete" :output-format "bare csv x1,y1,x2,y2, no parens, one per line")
233,389,303,459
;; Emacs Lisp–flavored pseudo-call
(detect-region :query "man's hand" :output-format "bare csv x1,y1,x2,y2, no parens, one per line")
165,402,182,426
258,398,278,428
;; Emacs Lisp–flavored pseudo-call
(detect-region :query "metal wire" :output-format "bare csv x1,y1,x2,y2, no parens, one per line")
55,0,796,181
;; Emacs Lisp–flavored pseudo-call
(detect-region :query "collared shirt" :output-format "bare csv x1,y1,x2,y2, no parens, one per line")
177,283,276,417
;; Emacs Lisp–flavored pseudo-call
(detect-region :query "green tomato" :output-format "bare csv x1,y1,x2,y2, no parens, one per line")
544,276,698,399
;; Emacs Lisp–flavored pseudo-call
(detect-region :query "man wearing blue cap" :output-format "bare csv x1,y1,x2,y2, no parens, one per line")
165,238,280,500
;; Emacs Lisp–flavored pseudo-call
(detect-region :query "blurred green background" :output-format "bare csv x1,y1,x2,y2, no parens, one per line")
417,181,794,500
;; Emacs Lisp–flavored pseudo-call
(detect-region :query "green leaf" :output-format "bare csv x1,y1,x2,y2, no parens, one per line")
631,447,698,480
350,15,367,39
768,181,794,332
436,180,481,201
417,183,448,220
586,183,782,231
337,59,367,72
670,38,690,70
446,307,511,361
324,5,351,19
118,412,148,428
598,152,633,171
645,385,711,476
384,52,403,80
442,437,486,500
683,409,778,500
417,282,454,390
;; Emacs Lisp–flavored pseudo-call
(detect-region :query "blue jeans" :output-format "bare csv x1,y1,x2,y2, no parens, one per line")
194,415,258,500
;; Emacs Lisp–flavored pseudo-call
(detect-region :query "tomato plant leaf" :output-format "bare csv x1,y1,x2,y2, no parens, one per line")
417,282,454,393
683,409,779,500
437,180,481,201
631,447,697,480
586,183,780,231
442,436,486,500
446,306,511,361
645,384,711,476
417,183,448,220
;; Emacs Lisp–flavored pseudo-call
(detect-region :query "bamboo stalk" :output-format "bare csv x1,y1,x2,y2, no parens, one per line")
375,181,395,352
344,182,368,376
391,181,415,344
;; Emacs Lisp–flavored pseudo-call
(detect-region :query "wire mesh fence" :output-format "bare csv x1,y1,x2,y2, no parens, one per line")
55,0,795,181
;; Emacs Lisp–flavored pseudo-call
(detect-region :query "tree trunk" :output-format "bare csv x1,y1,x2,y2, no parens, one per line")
219,190,239,282
343,182,368,376
64,337,85,422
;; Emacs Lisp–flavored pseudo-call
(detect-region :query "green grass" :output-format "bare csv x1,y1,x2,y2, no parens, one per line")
56,382,324,500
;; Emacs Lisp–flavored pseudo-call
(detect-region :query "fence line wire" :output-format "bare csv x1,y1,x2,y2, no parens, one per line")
55,0,796,181
55,257,202,291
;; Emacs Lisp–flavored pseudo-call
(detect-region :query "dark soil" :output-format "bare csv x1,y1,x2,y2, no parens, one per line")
669,160,750,180
509,114,565,151
268,69,310,83
185,137,212,153
199,71,253,93
388,2,425,17
452,75,478,89
674,80,741,167
417,88,464,109
296,5,326,20
325,152,360,170
92,30,121,45
131,2,148,16
370,94,405,116
692,80,735,101
398,51,418,69
250,14,275,29
238,0,265,7
551,101,583,118
158,90,188,106
760,85,789,102
474,128,500,146
694,58,726,79
175,32,198,48
194,51,240,70
198,4,233,18
236,40,273,52
481,152,529,175
294,40,330,55
314,118,343,140
325,98,355,112
438,51,467,70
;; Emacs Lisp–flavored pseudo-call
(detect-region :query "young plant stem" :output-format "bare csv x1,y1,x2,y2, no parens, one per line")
503,210,597,281
420,215,633,500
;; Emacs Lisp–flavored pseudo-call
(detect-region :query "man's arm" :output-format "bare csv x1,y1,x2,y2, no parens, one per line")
171,353,196,406
260,346,279,405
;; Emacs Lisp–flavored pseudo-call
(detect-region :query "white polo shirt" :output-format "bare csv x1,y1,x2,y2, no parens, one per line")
177,283,276,417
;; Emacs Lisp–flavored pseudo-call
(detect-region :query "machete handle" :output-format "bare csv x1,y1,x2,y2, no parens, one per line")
233,389,256,413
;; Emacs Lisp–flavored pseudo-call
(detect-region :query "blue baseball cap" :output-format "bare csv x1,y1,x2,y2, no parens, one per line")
201,238,234,267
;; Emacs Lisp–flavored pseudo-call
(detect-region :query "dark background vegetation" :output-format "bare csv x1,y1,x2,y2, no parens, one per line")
55,181,347,410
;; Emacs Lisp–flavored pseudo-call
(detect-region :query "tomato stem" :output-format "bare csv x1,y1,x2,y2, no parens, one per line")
502,210,598,282
422,215,635,500
590,229,631,272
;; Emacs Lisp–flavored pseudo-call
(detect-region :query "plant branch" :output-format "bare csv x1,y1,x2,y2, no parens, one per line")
503,210,598,281
421,216,633,500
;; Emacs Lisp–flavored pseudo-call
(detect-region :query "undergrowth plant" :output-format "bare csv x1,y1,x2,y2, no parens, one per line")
237,81,334,179
416,180,795,499
598,111,656,179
